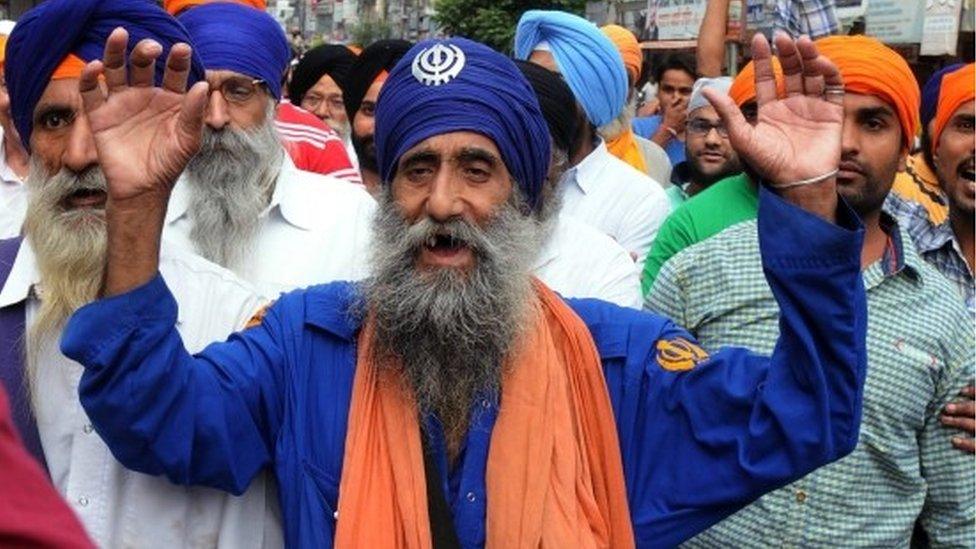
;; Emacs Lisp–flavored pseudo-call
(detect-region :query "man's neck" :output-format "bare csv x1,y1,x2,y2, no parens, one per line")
572,126,596,166
1,125,28,180
859,209,887,269
949,207,975,273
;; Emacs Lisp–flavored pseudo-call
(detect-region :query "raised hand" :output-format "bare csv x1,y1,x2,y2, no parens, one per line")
79,27,209,203
704,32,844,189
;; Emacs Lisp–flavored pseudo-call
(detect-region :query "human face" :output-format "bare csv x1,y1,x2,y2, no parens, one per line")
204,69,272,132
301,73,348,134
351,76,385,175
391,131,513,271
934,100,975,215
836,93,906,216
684,105,741,186
657,68,694,110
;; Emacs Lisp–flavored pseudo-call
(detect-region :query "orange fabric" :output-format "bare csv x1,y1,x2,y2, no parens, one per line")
602,25,641,85
335,279,634,549
815,35,920,150
51,54,87,81
729,57,786,107
164,0,266,15
606,128,649,174
891,154,948,225
374,70,389,86
931,63,974,154
0,35,7,69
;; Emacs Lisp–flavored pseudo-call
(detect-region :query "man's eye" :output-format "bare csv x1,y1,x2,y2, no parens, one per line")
41,112,71,129
863,118,886,131
954,118,975,132
464,167,490,181
360,104,375,116
407,167,434,180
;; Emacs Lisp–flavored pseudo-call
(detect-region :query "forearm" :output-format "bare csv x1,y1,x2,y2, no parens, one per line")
696,0,729,77
102,191,169,297
650,126,674,147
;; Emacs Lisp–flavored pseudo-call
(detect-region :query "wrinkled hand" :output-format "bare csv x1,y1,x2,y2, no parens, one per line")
941,384,975,454
79,27,209,203
704,32,844,187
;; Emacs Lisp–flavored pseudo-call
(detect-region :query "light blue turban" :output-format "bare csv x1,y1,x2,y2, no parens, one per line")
514,10,628,128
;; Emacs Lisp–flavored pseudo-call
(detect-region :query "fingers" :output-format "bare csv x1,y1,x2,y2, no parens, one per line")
703,87,753,151
129,39,162,88
774,32,804,98
176,80,210,154
79,60,106,113
102,27,129,94
162,43,193,93
750,33,777,107
796,36,824,98
960,384,974,399
951,437,975,454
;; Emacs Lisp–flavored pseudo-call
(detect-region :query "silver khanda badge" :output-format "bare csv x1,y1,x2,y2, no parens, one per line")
411,43,466,86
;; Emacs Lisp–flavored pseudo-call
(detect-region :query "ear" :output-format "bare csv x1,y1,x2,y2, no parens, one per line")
897,147,908,173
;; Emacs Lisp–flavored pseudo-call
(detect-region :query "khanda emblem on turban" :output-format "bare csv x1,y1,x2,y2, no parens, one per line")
411,43,466,86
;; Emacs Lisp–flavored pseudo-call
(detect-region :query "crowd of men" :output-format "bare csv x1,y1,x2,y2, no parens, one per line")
0,0,972,547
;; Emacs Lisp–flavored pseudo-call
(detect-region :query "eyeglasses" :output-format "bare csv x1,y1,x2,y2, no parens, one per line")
687,118,729,138
302,94,345,112
212,77,266,105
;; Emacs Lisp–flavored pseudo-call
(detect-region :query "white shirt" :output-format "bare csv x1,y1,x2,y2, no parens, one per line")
0,127,26,239
165,155,375,299
560,140,670,265
0,240,282,549
534,214,642,308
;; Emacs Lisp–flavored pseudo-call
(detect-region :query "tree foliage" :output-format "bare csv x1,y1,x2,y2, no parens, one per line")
433,0,587,53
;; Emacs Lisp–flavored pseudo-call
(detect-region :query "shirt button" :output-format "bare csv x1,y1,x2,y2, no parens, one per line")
795,490,807,503
466,492,476,503
82,424,94,434
77,496,90,507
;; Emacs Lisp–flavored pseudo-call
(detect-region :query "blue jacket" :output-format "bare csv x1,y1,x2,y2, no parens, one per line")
62,189,867,548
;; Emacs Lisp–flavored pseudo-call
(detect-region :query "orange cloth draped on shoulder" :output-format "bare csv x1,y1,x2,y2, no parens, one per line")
729,57,786,107
335,279,635,548
931,63,975,154
164,0,266,16
606,129,649,174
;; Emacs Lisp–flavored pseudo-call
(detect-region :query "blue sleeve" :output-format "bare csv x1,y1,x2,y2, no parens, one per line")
60,275,287,496
602,188,867,547
632,115,661,139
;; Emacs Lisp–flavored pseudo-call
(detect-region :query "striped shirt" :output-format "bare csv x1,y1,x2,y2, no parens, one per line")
648,215,975,548
275,103,363,185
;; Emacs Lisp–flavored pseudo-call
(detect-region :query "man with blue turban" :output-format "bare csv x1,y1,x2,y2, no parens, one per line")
514,10,668,265
0,0,281,546
66,30,870,548
169,2,375,299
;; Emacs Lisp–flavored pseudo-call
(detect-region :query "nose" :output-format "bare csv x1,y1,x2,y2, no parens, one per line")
62,114,98,174
703,126,723,145
425,170,464,222
204,90,230,131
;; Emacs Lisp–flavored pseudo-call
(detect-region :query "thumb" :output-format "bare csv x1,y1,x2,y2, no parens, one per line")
703,88,754,155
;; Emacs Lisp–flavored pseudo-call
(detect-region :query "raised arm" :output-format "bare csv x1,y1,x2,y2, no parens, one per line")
696,0,730,77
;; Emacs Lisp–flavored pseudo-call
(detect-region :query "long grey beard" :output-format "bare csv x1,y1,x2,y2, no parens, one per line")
362,188,544,446
183,114,283,270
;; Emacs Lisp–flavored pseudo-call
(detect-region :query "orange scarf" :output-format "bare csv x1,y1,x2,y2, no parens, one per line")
606,128,648,174
335,280,634,548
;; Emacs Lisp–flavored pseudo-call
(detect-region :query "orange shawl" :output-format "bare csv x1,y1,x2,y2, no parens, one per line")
335,280,634,548
607,128,649,174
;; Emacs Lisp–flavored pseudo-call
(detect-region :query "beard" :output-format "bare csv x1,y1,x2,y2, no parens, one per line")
361,187,545,449
351,131,377,174
183,110,283,270
687,149,742,189
22,156,108,404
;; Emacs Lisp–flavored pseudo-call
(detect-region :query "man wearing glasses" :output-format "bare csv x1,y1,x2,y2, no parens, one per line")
168,2,375,299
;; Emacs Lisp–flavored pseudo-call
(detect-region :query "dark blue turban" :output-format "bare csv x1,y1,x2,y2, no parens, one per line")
375,38,551,212
5,0,206,150
179,2,290,100
921,63,963,133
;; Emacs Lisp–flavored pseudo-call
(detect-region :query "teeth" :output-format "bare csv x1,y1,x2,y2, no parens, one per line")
426,235,437,248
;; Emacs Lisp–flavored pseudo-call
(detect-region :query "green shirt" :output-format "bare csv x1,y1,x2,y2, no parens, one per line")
648,217,975,548
640,172,757,297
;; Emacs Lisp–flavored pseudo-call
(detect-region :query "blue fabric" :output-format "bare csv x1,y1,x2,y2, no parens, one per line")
5,0,206,151
62,190,867,549
633,115,685,165
921,63,964,132
179,2,290,100
375,38,550,212
514,10,628,128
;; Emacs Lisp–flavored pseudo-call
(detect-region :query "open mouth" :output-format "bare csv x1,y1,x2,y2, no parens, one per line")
61,188,107,211
958,161,975,183
420,232,474,268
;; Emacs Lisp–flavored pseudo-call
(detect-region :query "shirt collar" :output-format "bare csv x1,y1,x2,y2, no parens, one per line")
0,129,23,187
866,213,922,286
0,239,37,308
566,139,612,195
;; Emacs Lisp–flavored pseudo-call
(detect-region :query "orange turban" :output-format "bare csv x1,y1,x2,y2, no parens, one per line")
729,57,786,107
50,53,87,80
164,0,266,16
0,35,6,70
601,24,641,85
815,35,919,150
931,63,974,154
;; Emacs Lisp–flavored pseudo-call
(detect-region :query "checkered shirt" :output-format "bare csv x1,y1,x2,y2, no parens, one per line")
647,216,975,548
774,0,839,39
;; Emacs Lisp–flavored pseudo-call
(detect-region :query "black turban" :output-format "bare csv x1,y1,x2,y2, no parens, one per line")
513,60,580,155
288,44,357,105
339,39,412,122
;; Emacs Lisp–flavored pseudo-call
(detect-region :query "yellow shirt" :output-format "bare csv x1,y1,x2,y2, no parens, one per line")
890,153,948,225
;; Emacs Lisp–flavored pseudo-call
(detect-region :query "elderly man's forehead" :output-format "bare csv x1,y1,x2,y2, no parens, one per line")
35,78,84,113
398,131,505,164
206,69,259,83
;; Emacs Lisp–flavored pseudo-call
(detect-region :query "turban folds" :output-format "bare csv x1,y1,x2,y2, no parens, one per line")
815,35,919,150
6,0,206,150
729,57,786,107
932,63,975,155
179,2,289,100
339,39,411,123
689,76,733,114
514,10,627,128
164,0,266,16
922,63,964,132
288,44,357,106
375,38,551,211
514,60,579,155
601,24,641,84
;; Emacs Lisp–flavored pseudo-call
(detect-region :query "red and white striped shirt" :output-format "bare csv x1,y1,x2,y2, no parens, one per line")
275,102,362,185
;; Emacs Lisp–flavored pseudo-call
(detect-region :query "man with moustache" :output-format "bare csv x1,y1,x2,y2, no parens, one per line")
288,43,358,162
65,32,868,547
0,1,281,546
650,36,974,547
170,2,375,298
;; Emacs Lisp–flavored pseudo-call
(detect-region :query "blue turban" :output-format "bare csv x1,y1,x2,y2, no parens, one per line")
921,63,963,133
5,0,206,150
375,38,551,212
514,10,628,128
179,2,290,100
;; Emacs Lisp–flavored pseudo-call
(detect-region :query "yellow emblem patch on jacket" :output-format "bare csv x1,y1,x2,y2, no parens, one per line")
655,337,709,371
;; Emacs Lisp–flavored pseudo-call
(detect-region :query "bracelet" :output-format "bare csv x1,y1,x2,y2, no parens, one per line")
665,126,679,138
774,169,839,190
